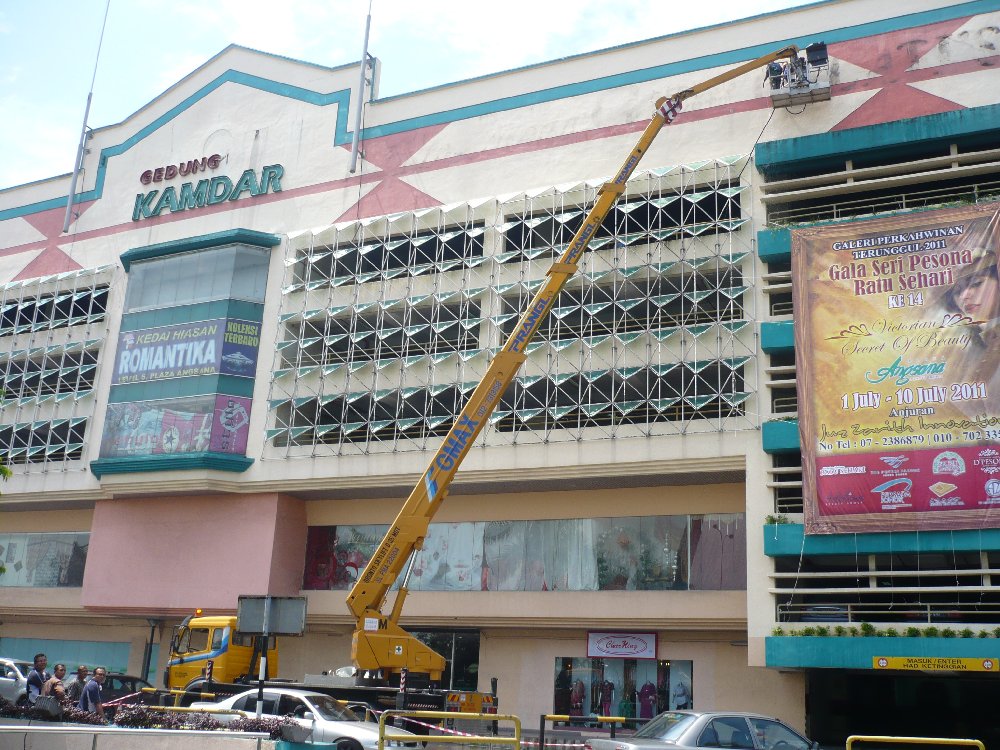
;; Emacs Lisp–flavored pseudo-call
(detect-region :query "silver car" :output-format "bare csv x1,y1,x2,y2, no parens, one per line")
0,658,33,706
583,711,817,750
191,687,419,749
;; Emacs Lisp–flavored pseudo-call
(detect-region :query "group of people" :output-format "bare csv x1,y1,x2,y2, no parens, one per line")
25,653,107,720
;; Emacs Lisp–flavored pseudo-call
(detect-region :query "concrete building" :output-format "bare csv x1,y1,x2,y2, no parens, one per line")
2,0,1000,741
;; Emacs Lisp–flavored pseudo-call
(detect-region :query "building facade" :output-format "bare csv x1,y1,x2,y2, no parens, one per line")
1,0,999,741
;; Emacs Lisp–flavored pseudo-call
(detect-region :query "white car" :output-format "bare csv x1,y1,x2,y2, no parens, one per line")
0,658,32,706
191,687,419,749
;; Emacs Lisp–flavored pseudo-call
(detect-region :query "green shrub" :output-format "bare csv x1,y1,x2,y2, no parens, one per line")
772,627,785,636
849,627,859,637
802,627,817,636
924,626,940,638
979,630,990,638
941,628,956,638
960,628,975,638
815,627,830,637
834,626,847,637
905,627,922,637
860,622,877,637
884,628,899,638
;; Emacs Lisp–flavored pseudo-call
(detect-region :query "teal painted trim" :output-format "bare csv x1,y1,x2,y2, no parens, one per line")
0,638,130,673
762,419,800,454
757,103,1000,178
91,453,254,477
766,635,1000,670
119,300,264,331
764,522,1000,556
4,1,1000,222
108,375,255,403
121,228,281,271
761,321,795,353
757,228,791,264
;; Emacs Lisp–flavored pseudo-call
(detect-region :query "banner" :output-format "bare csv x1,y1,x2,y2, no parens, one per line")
794,203,1000,533
112,318,261,384
100,394,252,458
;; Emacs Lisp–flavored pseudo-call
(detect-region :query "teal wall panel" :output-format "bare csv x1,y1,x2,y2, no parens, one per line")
757,228,792,264
120,300,264,332
761,321,795,353
0,638,131,673
764,522,1000,556
107,375,255,403
757,103,1000,179
767,635,1000,669
762,419,800,454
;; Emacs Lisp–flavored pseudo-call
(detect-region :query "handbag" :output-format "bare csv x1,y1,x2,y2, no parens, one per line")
32,695,63,719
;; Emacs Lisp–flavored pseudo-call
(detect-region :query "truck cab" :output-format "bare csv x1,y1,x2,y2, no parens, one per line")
165,613,277,691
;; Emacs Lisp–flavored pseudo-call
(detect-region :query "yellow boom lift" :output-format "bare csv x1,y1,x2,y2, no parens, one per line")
347,44,802,683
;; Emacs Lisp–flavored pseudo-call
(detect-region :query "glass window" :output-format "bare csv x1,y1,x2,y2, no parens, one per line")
553,657,692,720
706,717,755,749
211,629,224,650
179,628,210,653
124,244,270,312
410,630,480,691
304,516,745,593
748,718,811,750
0,533,89,586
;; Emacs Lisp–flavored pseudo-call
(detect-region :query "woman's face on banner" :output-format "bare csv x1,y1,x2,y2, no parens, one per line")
956,270,1000,320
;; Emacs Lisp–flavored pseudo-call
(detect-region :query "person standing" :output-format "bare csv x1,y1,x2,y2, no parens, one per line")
42,664,67,699
25,653,51,704
78,666,107,721
66,665,89,702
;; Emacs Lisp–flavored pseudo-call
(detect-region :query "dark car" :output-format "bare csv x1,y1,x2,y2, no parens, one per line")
583,711,817,750
101,673,153,702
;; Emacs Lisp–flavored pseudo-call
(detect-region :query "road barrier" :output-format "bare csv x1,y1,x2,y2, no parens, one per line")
379,710,520,750
847,736,985,750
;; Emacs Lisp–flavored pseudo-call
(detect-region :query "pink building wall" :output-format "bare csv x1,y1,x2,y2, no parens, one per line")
81,493,306,613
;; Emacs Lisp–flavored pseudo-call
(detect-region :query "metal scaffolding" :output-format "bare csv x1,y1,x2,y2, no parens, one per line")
266,158,759,458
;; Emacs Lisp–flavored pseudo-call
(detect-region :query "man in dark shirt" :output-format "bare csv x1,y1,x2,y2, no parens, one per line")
25,653,50,705
79,666,107,720
66,665,89,702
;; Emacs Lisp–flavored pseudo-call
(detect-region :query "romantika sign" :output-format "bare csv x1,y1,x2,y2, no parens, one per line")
112,319,261,385
794,203,1000,533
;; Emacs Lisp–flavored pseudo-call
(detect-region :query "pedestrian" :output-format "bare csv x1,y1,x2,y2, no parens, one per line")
25,653,51,704
66,665,90,702
78,666,107,720
42,663,67,699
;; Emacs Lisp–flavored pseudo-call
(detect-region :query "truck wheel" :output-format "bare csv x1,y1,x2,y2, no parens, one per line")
335,739,364,750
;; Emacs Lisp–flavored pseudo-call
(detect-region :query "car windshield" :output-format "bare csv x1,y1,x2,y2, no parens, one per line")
633,712,697,740
307,695,362,722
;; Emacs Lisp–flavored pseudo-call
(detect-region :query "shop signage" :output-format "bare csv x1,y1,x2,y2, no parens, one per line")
793,203,1000,533
873,656,997,672
112,318,261,384
100,394,252,457
587,631,657,659
132,163,283,221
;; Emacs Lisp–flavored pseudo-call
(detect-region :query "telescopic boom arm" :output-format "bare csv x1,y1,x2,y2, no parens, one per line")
346,45,799,681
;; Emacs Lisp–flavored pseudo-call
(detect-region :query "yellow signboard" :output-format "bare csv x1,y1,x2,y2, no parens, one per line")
873,656,997,671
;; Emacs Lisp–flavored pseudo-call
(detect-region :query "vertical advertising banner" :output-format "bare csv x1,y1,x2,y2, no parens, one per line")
794,204,1000,533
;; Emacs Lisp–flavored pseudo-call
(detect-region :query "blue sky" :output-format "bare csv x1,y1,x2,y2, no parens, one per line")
0,0,810,191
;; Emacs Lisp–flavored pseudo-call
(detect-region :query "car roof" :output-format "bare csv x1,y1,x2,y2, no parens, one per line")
234,687,331,699
662,710,783,721
0,658,32,667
